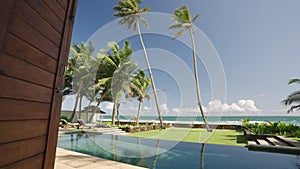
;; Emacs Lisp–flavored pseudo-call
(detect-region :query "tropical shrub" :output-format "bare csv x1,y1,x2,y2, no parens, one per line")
241,118,300,137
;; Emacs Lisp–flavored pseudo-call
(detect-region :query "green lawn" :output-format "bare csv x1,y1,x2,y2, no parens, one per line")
128,128,247,146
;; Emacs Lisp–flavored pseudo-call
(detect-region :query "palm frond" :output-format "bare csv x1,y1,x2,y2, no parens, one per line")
169,23,183,29
114,0,151,32
174,5,191,22
140,7,151,13
288,105,300,113
173,29,185,39
144,94,150,101
192,13,200,22
140,16,149,29
282,91,300,105
288,78,300,85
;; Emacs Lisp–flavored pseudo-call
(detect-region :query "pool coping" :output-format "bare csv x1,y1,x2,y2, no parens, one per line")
55,148,148,169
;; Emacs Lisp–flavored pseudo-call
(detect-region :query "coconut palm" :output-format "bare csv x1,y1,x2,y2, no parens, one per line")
68,42,97,122
169,5,211,132
113,0,164,129
96,40,135,126
282,78,300,113
112,61,138,126
131,70,151,126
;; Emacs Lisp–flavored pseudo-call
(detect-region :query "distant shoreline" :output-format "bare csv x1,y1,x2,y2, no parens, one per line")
99,116,300,125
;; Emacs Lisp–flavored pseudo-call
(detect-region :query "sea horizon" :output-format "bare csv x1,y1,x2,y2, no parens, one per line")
100,115,300,125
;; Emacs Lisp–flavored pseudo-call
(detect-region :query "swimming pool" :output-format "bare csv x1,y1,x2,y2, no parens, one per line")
57,132,300,169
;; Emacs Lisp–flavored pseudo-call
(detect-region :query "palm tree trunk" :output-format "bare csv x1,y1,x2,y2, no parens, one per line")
89,92,105,122
78,95,83,119
69,94,79,122
86,101,92,122
137,19,164,129
189,27,211,132
117,102,121,127
112,102,117,126
136,100,143,126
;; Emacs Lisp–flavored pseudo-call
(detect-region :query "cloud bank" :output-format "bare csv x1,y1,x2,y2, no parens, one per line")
172,99,261,115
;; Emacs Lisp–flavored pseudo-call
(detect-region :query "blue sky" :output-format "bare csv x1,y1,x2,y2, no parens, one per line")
62,0,300,117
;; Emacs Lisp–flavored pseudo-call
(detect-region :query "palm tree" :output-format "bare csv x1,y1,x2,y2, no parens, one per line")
68,42,97,122
113,0,164,129
131,70,151,126
169,5,211,132
282,78,300,113
112,61,138,126
96,40,135,126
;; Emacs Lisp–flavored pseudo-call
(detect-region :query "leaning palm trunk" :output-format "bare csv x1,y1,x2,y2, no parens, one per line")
189,28,210,132
117,102,121,127
112,101,117,126
78,95,83,119
69,94,79,122
69,79,83,122
88,93,105,123
136,99,143,126
86,101,92,122
137,19,164,129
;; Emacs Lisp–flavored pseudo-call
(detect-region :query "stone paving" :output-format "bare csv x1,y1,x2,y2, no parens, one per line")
55,148,147,169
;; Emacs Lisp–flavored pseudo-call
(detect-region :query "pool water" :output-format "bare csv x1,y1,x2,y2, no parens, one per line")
57,133,300,169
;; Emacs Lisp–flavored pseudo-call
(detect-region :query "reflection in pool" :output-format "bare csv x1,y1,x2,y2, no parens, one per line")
57,132,300,169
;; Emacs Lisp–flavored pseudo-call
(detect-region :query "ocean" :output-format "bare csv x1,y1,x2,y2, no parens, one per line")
101,116,300,125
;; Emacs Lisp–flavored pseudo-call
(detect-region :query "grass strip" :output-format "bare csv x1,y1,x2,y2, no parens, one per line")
128,128,247,146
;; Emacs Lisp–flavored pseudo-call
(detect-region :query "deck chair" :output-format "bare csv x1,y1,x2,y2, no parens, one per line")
59,119,80,129
77,119,96,128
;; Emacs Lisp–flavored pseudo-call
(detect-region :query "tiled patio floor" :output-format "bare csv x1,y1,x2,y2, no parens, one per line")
55,148,147,169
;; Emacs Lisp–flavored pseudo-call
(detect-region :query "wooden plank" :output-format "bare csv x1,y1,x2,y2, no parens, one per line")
2,154,44,169
24,0,64,33
43,0,66,22
0,98,50,121
8,14,59,59
266,137,289,147
2,33,57,74
0,136,46,167
0,0,15,51
57,0,68,11
0,120,48,144
247,140,257,145
0,53,55,88
14,0,61,46
44,1,78,168
277,136,300,147
0,75,53,103
257,139,270,146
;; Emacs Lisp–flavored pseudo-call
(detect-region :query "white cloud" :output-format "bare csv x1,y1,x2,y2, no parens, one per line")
237,100,261,112
172,99,261,114
143,106,150,111
159,103,169,113
171,106,204,116
208,100,224,112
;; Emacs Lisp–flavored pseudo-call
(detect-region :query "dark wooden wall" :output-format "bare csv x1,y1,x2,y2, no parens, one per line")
0,0,77,168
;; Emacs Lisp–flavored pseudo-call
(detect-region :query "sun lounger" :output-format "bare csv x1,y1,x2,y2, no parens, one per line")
59,119,80,129
77,119,96,128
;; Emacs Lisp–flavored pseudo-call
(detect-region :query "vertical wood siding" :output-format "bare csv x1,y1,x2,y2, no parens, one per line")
0,0,76,168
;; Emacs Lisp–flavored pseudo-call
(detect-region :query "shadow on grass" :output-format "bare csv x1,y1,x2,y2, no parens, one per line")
236,135,247,144
222,134,247,144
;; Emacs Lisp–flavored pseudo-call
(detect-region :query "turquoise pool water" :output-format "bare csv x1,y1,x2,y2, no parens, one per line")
57,133,300,169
